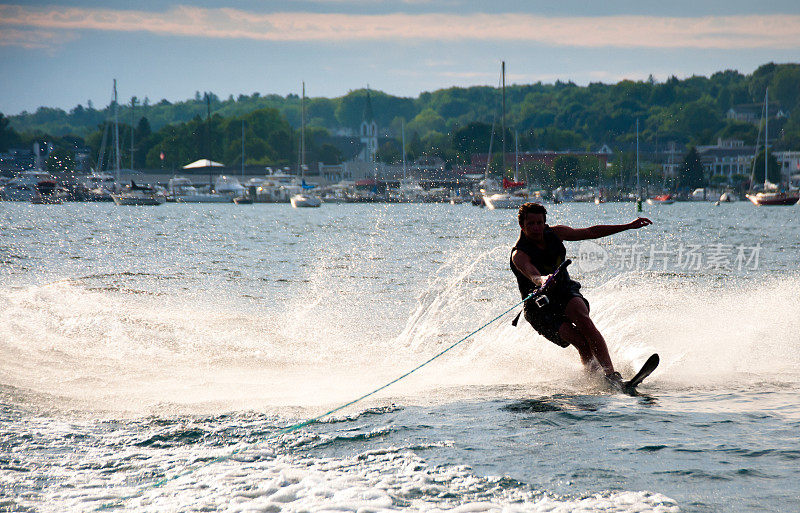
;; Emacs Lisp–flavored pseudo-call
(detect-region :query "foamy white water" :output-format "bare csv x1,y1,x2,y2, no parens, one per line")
2,202,799,512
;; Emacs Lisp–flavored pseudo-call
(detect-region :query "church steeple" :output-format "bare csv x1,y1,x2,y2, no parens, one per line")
362,87,375,124
359,87,378,162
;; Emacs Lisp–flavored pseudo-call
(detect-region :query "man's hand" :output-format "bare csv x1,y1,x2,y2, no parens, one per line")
627,217,652,230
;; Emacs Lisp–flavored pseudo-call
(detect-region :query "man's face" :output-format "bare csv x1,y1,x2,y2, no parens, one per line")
521,212,546,239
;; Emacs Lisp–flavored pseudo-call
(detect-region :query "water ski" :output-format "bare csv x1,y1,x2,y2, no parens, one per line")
610,354,659,394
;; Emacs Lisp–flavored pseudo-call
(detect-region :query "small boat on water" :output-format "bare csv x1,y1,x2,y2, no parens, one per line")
290,192,322,208
213,175,245,201
745,88,799,206
745,190,800,206
483,191,526,210
80,172,116,201
0,170,54,201
168,176,230,203
112,181,165,206
30,179,62,204
646,194,675,205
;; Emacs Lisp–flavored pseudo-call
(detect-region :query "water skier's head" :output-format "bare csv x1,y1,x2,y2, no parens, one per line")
518,202,547,240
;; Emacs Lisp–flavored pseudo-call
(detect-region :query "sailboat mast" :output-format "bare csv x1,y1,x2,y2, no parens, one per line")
241,120,245,179
300,82,306,178
501,61,506,177
113,79,120,184
514,130,519,182
206,93,212,191
401,120,407,180
764,87,769,188
636,118,641,198
130,97,135,170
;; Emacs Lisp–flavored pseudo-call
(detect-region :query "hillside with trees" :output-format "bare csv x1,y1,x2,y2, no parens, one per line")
3,62,799,179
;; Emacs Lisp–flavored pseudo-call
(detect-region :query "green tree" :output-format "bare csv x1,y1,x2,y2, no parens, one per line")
552,155,581,186
676,97,722,144
406,131,423,161
771,65,800,113
317,143,342,165
376,139,401,164
407,108,446,136
679,147,705,189
45,147,76,175
452,122,492,162
715,121,758,144
0,113,22,151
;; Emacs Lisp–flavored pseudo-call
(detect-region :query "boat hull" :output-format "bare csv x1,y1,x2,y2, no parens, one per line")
112,194,166,206
745,193,800,206
290,194,322,208
172,194,232,203
483,193,526,210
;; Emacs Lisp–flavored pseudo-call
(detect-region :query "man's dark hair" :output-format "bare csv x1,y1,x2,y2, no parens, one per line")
518,202,547,226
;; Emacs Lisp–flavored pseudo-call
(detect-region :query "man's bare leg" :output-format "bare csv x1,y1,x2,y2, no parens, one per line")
557,322,598,370
564,297,615,374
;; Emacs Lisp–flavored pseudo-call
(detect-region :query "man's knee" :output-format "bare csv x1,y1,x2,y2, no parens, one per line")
559,322,585,346
567,307,597,335
565,298,590,321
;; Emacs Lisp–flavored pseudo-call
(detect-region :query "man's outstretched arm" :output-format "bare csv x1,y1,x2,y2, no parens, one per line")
551,217,652,241
511,249,548,286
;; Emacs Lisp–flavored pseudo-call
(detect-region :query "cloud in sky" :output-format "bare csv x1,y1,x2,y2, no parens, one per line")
0,28,71,49
2,4,800,50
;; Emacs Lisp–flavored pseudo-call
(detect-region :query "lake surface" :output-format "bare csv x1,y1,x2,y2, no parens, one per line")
2,201,799,512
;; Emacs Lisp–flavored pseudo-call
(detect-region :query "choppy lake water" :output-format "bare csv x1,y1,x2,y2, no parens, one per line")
2,201,799,512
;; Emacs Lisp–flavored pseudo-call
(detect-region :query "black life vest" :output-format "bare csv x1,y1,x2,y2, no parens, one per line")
510,226,569,300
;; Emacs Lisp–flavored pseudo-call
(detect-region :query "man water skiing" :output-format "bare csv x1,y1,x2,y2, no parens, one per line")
510,202,652,386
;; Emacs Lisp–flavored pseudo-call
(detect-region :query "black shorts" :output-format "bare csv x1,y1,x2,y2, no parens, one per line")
524,280,589,348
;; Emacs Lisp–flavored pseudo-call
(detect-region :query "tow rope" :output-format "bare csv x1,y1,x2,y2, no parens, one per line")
97,260,570,510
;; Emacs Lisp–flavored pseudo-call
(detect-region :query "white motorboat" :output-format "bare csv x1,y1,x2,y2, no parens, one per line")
256,173,301,202
82,172,116,192
168,176,230,203
290,192,322,208
213,175,245,200
390,178,425,203
483,192,527,210
80,172,116,201
0,170,54,201
112,182,166,206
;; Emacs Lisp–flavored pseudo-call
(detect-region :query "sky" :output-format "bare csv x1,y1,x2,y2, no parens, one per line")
1,1,799,115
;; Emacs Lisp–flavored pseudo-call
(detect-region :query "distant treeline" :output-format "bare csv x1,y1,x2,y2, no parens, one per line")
2,62,799,176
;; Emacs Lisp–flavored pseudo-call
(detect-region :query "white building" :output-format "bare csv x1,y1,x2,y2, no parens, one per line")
697,139,755,183
775,151,800,184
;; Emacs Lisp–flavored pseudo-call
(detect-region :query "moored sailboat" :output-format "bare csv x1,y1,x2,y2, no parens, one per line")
746,88,800,206
290,82,322,208
482,63,527,210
